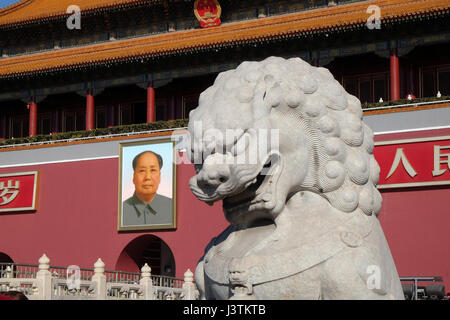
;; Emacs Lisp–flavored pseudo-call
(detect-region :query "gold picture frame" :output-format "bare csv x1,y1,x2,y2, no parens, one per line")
118,137,177,231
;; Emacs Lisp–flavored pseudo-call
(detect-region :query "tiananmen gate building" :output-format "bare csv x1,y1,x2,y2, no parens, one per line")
0,0,449,299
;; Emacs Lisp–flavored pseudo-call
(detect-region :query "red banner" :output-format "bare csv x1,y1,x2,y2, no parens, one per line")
374,136,450,188
0,171,39,212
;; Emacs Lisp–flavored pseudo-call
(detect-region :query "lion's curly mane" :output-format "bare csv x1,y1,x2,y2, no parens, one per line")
193,56,382,217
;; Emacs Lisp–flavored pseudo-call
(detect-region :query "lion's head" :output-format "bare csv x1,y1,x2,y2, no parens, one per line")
188,56,381,226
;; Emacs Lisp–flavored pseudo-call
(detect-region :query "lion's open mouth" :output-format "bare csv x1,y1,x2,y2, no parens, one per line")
223,153,281,215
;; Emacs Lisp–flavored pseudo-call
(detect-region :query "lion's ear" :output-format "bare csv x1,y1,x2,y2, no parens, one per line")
252,75,283,120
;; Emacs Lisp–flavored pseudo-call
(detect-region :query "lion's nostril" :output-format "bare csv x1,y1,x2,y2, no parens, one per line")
197,174,228,189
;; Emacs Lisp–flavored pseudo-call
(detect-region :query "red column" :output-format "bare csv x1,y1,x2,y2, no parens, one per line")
86,90,95,130
147,85,155,123
28,99,37,137
311,58,319,67
390,49,400,101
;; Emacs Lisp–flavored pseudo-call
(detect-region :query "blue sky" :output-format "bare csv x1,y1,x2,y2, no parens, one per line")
0,0,21,10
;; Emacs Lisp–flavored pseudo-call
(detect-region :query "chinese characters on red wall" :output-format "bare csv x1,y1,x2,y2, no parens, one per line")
375,137,450,188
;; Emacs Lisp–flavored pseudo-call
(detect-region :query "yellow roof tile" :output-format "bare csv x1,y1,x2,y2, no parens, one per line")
0,0,449,78
0,0,148,26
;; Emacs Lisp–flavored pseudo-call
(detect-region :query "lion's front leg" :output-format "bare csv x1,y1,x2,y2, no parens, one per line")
195,257,207,300
320,247,403,300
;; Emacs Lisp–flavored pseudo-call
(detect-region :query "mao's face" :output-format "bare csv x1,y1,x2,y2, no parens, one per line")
133,153,161,199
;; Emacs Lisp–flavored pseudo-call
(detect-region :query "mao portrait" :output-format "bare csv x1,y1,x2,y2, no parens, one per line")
118,139,176,231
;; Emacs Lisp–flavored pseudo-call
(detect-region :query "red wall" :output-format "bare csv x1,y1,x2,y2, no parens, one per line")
378,187,450,290
375,127,450,291
0,159,228,279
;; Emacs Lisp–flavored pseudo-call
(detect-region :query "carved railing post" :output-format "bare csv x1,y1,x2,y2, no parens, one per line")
5,266,13,278
92,258,106,300
139,263,154,300
182,269,199,300
36,254,52,300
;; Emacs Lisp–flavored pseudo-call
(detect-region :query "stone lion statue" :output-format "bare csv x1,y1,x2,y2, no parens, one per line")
187,56,404,299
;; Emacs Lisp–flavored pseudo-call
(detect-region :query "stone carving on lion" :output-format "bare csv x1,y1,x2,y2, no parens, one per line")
187,56,404,300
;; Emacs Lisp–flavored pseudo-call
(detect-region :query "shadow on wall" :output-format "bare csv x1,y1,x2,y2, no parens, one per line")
115,235,175,277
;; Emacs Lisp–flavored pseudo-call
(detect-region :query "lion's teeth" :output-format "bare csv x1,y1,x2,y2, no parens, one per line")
262,193,272,202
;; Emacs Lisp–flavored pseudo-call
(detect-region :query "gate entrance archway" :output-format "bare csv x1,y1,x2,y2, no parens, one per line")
0,252,13,263
115,235,175,277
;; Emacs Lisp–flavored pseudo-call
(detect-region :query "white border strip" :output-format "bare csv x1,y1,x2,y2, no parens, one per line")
375,135,450,146
378,180,450,189
0,155,119,169
0,171,38,177
373,125,450,136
